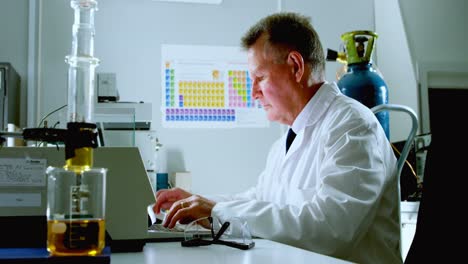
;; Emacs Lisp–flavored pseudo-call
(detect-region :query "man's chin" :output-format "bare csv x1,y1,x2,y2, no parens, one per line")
265,112,278,122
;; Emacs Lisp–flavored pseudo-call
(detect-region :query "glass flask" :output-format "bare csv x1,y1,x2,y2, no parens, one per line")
46,167,107,256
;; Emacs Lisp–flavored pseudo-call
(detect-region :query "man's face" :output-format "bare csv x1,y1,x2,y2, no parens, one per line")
247,35,298,126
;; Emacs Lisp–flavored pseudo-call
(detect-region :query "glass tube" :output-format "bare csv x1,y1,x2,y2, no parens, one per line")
66,0,99,123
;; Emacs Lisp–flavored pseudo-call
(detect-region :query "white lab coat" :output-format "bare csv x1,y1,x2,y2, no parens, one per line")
210,82,401,264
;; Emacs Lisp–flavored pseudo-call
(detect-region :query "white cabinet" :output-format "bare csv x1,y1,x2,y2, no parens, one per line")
400,201,419,260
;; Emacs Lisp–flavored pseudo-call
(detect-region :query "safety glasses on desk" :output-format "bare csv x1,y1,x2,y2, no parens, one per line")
181,216,255,250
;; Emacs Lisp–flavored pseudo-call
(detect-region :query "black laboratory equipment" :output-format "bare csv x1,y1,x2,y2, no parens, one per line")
0,62,20,131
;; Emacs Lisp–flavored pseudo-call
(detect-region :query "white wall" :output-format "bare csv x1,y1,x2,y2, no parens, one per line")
11,0,465,194
31,0,375,195
37,0,282,196
400,0,468,136
0,0,29,128
376,0,468,141
400,0,468,66
375,0,418,142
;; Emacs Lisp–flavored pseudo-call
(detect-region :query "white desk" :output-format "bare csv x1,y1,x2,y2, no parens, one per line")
111,239,351,264
401,201,420,260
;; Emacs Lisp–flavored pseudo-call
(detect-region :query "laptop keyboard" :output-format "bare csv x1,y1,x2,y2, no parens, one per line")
148,224,185,233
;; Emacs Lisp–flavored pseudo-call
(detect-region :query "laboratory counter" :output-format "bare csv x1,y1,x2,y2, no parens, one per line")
112,239,352,264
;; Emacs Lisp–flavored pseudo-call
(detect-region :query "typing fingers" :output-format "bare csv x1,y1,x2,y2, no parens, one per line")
163,199,191,228
155,188,171,200
154,191,178,214
153,201,173,214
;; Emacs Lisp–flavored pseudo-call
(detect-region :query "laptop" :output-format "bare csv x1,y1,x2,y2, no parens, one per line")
0,146,201,251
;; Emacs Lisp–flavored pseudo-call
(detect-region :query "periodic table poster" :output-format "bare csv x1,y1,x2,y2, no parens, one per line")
161,44,269,128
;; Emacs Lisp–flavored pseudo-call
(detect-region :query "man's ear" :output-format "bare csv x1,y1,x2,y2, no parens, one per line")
287,51,305,83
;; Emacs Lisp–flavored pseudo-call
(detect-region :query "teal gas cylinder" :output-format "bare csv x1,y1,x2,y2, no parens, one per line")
329,31,389,138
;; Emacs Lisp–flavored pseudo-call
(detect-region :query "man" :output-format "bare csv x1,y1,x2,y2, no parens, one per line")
154,12,401,264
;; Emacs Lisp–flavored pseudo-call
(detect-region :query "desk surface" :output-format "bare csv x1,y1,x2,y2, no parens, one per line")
111,239,351,264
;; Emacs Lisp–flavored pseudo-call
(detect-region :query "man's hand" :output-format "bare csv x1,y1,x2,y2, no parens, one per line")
163,194,216,229
153,187,192,214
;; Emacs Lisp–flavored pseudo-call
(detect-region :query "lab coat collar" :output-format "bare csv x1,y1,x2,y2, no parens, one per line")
286,82,340,156
294,81,340,130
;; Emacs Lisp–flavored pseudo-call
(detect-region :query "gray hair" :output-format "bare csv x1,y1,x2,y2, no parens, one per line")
241,12,325,80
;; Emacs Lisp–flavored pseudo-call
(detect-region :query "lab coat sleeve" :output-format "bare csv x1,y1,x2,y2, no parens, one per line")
211,116,394,259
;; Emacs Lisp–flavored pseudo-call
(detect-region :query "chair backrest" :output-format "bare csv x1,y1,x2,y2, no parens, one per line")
371,104,419,183
371,104,419,259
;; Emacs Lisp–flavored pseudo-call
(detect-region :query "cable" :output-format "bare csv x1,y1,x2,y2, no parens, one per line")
391,143,421,184
34,105,67,147
391,142,423,199
37,104,67,128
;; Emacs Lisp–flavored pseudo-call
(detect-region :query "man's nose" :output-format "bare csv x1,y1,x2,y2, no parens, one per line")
251,79,260,99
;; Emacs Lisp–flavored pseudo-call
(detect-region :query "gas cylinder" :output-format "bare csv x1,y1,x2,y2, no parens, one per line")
327,30,389,138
